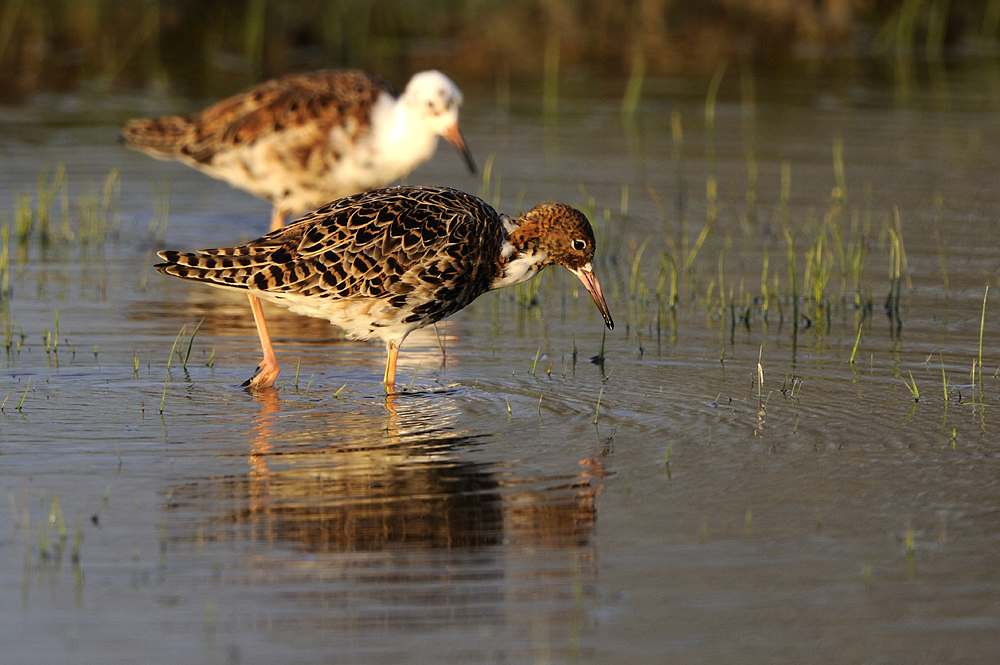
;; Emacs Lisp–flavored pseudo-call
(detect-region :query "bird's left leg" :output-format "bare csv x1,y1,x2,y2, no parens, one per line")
242,294,281,390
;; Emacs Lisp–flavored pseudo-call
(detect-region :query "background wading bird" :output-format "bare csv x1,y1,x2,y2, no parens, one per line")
123,69,476,232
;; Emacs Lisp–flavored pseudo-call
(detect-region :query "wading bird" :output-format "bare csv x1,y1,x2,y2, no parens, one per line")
123,69,476,232
156,185,614,392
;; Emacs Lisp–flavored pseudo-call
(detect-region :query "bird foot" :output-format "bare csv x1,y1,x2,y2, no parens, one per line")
241,361,280,390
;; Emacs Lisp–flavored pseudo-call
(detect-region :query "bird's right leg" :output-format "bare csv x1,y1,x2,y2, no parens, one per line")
242,294,281,390
383,340,399,394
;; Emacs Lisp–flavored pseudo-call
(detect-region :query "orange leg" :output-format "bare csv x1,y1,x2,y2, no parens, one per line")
269,208,287,232
243,294,281,390
383,340,399,394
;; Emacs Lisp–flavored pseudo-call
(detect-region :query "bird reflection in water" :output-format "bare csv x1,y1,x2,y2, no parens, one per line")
168,390,600,554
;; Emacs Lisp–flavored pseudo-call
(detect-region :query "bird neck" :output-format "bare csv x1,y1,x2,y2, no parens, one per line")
374,96,439,172
491,218,549,289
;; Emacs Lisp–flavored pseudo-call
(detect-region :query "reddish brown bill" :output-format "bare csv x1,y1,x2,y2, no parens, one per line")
571,266,614,330
442,123,477,174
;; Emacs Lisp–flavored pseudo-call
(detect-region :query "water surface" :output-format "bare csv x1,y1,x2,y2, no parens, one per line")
1,71,1000,663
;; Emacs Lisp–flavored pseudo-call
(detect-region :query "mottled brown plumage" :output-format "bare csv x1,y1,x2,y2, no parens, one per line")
124,70,476,231
156,185,614,392
127,71,386,162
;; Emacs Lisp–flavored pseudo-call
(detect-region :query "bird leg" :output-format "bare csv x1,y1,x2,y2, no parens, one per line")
269,208,288,232
383,340,399,394
242,294,281,390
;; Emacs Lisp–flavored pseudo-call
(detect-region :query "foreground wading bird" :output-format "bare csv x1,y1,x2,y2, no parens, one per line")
155,185,614,392
123,69,476,232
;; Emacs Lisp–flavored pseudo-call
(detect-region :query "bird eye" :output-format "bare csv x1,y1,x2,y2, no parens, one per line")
571,239,586,251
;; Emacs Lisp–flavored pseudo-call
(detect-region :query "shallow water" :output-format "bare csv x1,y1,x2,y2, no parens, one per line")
2,70,1000,664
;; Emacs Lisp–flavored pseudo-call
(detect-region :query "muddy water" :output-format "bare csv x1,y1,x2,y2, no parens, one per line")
2,72,1000,664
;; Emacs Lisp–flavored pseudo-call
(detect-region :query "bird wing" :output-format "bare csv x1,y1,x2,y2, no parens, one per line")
124,70,394,165
156,187,505,316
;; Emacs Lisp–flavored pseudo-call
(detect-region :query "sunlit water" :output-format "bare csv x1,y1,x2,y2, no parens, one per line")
1,70,1000,664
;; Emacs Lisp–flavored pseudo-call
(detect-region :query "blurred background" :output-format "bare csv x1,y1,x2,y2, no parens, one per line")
1,0,997,101
3,5,1000,663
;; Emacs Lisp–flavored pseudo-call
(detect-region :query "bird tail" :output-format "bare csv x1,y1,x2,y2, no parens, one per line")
155,249,260,290
121,116,199,159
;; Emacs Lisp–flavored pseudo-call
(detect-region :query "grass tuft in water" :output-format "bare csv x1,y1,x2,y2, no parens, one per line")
621,42,645,117
529,346,542,376
939,352,948,403
756,346,764,408
71,512,84,564
849,323,863,365
593,386,604,425
978,285,988,395
147,178,171,243
166,324,188,372
704,61,727,222
182,319,203,369
50,493,67,553
16,379,30,412
406,362,421,391
476,153,501,208
900,370,919,402
784,226,800,328
159,373,168,414
0,222,9,296
6,165,123,253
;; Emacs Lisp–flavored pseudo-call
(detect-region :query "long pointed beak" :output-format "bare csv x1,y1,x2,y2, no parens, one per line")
571,265,614,330
442,122,477,174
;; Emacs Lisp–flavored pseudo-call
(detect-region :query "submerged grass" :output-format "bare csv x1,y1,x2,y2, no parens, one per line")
593,386,604,425
849,323,864,365
16,378,30,411
977,285,988,398
147,178,170,244
900,371,920,402
183,319,204,369
620,43,645,118
5,165,123,260
940,352,948,404
601,108,899,359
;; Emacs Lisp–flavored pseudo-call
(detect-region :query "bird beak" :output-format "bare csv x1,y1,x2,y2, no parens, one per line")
572,265,614,330
442,122,477,174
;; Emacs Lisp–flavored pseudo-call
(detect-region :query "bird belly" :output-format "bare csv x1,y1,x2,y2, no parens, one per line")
200,142,308,204
256,291,421,343
198,134,378,215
